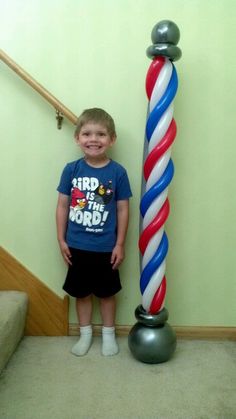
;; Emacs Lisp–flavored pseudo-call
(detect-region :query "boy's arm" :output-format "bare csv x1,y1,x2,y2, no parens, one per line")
56,193,72,265
111,199,129,270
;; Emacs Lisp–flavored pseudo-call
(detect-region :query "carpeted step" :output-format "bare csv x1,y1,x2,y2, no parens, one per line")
0,291,28,373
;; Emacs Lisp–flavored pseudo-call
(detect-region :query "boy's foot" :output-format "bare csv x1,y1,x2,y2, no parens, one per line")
102,326,119,356
71,325,93,356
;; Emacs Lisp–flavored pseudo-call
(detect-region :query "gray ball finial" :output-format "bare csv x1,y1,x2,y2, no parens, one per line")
147,20,182,61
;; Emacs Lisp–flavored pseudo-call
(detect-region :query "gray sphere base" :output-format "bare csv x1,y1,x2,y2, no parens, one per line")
128,306,177,364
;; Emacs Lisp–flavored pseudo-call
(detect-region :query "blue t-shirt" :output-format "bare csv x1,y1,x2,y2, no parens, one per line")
57,158,132,252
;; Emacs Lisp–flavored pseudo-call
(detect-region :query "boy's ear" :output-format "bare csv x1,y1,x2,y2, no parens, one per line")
110,135,116,145
74,134,79,144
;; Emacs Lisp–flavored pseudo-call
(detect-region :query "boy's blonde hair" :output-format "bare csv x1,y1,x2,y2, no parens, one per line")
74,108,116,137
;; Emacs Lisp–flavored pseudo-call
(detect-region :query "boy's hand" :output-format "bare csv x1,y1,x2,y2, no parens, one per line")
111,244,125,270
58,240,72,266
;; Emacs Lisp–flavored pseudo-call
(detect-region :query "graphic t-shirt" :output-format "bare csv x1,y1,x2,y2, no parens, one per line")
57,158,132,252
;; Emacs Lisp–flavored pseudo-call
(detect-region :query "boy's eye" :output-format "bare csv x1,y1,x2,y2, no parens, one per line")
98,132,107,136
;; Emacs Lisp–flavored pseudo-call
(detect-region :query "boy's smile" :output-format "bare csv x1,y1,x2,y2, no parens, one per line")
75,122,116,166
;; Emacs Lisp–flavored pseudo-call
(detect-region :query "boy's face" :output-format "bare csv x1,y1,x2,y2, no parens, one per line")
75,122,116,162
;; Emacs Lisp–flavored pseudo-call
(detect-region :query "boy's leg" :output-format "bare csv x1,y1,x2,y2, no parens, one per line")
76,295,93,326
71,295,93,356
99,296,119,356
99,295,116,327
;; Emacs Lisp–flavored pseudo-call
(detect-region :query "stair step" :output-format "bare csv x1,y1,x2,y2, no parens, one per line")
0,291,28,373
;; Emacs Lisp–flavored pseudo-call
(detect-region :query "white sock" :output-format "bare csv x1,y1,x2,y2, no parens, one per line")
102,326,119,356
71,325,93,356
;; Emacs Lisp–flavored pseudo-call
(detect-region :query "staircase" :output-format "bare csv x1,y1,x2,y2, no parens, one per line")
0,290,28,373
0,247,69,337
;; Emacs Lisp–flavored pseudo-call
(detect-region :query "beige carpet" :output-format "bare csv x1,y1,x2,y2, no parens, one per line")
0,337,235,419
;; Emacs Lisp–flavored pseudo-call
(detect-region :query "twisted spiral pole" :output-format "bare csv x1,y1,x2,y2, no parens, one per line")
139,57,177,314
128,21,181,364
139,21,181,316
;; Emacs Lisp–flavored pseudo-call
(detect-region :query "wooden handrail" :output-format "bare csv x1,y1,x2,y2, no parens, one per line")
0,49,78,125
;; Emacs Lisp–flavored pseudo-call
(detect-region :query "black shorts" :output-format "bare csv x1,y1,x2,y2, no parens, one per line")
63,248,122,298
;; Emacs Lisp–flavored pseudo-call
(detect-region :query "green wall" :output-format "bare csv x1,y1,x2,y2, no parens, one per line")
1,0,236,326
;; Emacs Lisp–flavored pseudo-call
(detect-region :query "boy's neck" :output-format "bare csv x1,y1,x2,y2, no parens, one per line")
84,155,111,168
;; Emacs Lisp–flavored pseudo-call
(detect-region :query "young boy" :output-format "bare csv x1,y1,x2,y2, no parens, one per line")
56,108,132,356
